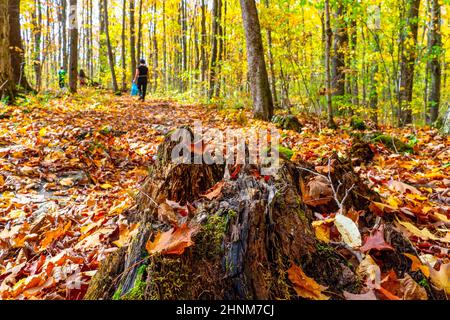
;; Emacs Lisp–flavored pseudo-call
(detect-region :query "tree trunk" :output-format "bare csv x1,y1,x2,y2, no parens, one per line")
33,0,42,91
200,0,207,87
369,5,381,126
121,0,127,91
99,0,107,76
239,0,274,121
68,0,78,93
325,0,336,128
208,0,220,100
103,0,118,92
152,2,158,92
331,1,348,100
129,0,136,82
136,0,143,63
398,0,420,126
0,0,14,102
427,0,441,124
265,0,278,108
8,0,33,92
62,0,68,71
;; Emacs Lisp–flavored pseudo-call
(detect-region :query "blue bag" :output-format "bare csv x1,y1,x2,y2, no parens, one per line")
131,83,139,96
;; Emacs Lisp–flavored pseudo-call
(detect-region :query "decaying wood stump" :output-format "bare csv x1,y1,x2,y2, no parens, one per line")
85,127,433,300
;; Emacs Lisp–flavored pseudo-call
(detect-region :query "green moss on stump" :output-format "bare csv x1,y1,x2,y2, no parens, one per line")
371,134,413,153
350,116,366,130
272,115,303,132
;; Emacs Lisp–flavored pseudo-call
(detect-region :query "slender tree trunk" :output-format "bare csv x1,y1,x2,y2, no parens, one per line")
200,0,207,87
103,0,118,92
369,6,381,126
208,0,221,99
180,0,188,92
163,0,167,91
325,0,336,128
331,1,348,102
239,0,274,121
398,0,420,126
264,0,278,107
427,0,441,123
349,16,358,107
88,0,93,79
121,0,127,91
0,0,15,101
62,0,68,71
8,0,33,91
68,0,78,93
99,0,107,76
129,0,136,81
33,0,42,91
152,2,158,92
136,0,143,63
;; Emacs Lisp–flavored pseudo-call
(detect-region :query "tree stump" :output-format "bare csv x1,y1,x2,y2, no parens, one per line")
85,127,433,300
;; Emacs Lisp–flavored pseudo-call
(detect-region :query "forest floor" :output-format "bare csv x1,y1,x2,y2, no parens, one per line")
0,88,448,299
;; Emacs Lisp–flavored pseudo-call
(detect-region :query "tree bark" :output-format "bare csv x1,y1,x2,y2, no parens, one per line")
62,0,68,71
398,0,420,126
0,0,15,101
427,0,441,124
265,0,278,108
136,0,143,63
325,0,336,128
208,0,221,100
331,1,348,99
68,0,78,93
32,0,42,91
121,0,127,91
239,0,274,121
200,0,207,86
103,0,118,92
8,0,33,92
129,0,136,82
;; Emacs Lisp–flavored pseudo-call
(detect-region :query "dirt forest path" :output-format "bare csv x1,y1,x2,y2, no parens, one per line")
0,89,449,299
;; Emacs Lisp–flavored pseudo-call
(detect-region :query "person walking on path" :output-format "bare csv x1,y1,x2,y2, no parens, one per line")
133,59,149,102
58,66,67,89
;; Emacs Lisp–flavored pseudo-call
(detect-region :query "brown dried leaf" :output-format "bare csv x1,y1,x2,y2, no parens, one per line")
287,263,329,300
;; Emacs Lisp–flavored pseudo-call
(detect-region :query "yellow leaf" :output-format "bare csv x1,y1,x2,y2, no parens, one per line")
395,217,439,241
403,253,430,277
100,183,113,190
113,223,139,247
429,263,450,294
59,177,74,187
311,219,334,243
287,263,329,300
38,127,47,137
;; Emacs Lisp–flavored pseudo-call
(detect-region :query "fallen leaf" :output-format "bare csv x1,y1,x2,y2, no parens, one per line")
399,273,428,300
429,263,450,294
403,253,430,277
360,225,393,253
357,255,381,289
202,181,225,200
311,218,334,243
395,217,440,241
388,180,420,195
287,263,329,300
334,214,361,248
146,223,198,255
112,223,139,247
